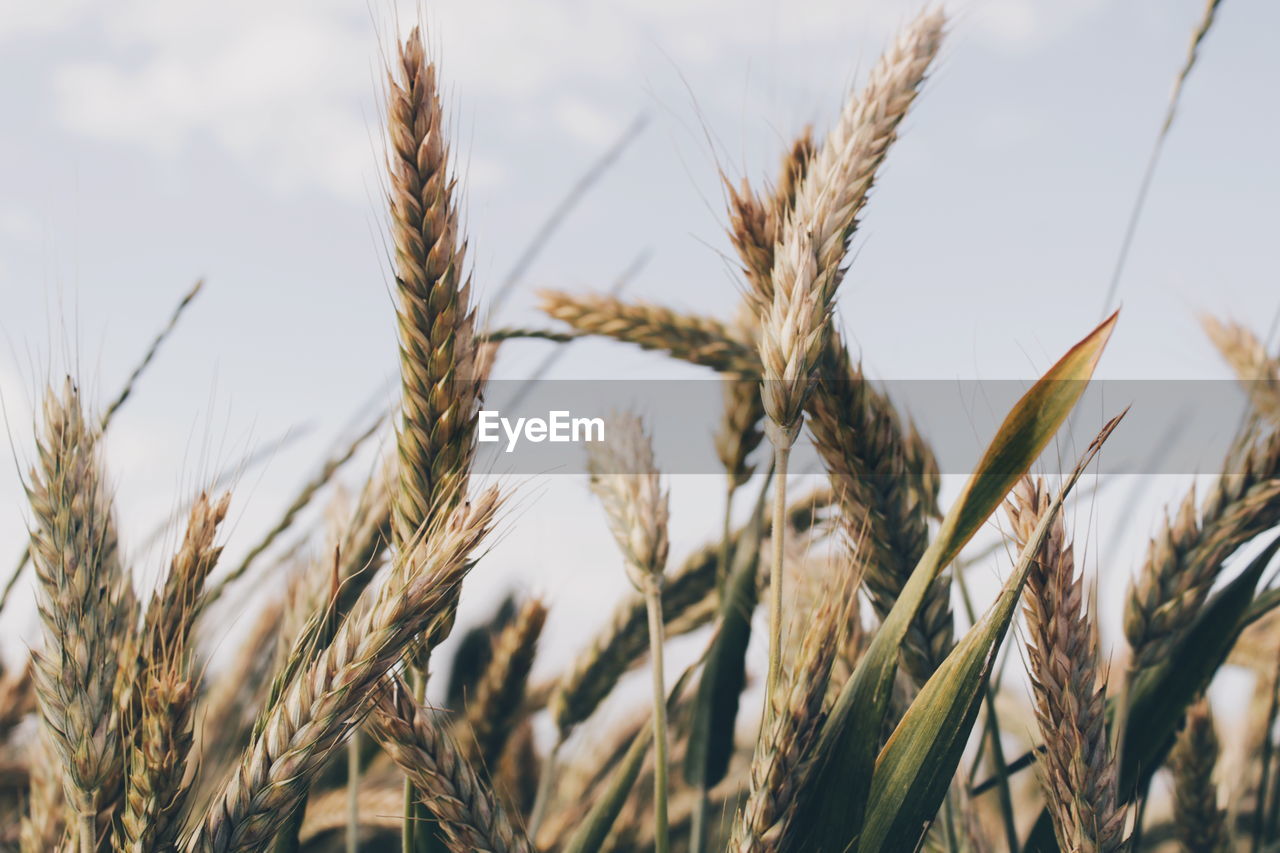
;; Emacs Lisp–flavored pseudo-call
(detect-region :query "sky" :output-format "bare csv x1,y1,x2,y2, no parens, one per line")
0,0,1277,716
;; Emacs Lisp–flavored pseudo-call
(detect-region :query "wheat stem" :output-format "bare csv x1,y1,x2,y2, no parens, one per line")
765,435,793,727
347,733,360,853
644,579,671,853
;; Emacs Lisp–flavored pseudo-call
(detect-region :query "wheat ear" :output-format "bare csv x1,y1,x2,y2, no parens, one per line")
188,488,501,852
753,6,944,723
587,412,672,853
548,487,829,738
754,6,944,431
1007,477,1125,853
463,597,548,772
732,570,858,852
807,334,945,681
119,492,229,851
539,291,759,374
1125,429,1280,671
1201,314,1280,426
26,379,135,849
1168,697,1230,853
726,126,815,302
370,678,535,853
388,25,481,652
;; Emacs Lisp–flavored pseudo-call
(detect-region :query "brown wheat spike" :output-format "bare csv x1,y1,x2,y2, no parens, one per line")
732,569,857,852
463,597,548,772
715,309,767,491
188,487,501,852
807,333,946,681
1125,427,1280,670
725,126,814,307
118,491,229,851
754,7,944,433
547,487,830,738
539,291,760,375
388,26,481,650
1201,314,1280,425
370,678,534,853
494,717,541,818
25,379,135,844
1006,477,1125,853
716,373,766,490
1169,697,1231,853
586,412,670,589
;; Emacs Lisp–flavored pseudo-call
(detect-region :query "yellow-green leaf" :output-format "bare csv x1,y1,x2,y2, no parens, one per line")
858,414,1122,852
783,312,1118,853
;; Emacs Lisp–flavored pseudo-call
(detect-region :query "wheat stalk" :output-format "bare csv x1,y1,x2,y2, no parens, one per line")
1006,477,1125,853
547,487,829,739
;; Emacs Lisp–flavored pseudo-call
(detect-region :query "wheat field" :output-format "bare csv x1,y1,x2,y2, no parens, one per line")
3,3,1279,852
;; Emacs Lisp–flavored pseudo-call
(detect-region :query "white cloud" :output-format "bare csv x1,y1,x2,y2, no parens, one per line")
0,0,91,40
0,204,38,242
54,7,378,197
553,96,625,147
31,0,1114,201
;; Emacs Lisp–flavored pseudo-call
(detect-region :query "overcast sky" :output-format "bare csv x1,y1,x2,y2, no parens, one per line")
1,0,1276,702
